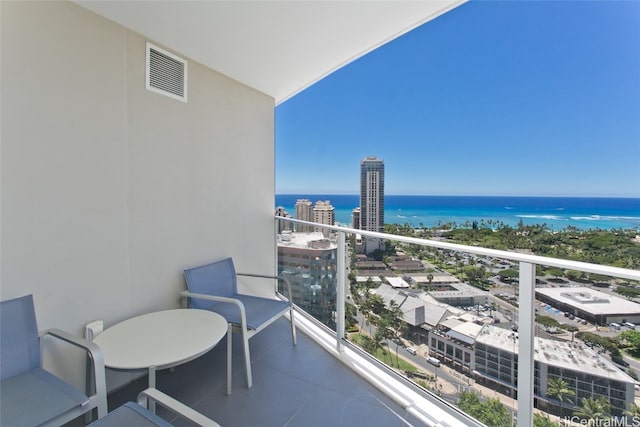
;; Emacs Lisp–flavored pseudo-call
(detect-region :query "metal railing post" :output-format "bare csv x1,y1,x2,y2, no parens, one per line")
336,230,346,353
517,261,536,427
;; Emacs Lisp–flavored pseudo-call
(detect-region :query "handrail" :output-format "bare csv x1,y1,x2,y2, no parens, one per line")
275,215,640,427
278,217,640,281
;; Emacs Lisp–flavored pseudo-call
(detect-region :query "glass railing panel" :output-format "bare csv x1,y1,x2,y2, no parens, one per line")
275,218,340,333
274,216,640,427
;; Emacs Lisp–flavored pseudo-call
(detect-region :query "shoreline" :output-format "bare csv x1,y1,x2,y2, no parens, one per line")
276,194,640,231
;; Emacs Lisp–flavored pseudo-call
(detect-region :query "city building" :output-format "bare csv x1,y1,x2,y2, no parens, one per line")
275,206,292,233
277,231,338,328
474,325,635,416
313,200,335,236
427,281,489,307
351,207,361,230
536,287,640,325
294,199,314,232
387,254,424,273
429,319,481,374
359,156,384,254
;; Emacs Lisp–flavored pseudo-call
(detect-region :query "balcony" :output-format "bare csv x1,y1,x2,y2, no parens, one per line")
17,219,640,427
3,4,638,426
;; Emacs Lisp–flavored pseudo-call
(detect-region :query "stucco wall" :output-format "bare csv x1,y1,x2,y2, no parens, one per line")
1,0,276,385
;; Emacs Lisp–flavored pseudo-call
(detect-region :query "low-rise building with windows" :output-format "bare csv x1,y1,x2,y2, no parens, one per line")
536,287,640,325
474,325,635,416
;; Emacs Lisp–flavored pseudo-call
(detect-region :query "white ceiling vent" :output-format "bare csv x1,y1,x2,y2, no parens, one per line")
146,42,187,102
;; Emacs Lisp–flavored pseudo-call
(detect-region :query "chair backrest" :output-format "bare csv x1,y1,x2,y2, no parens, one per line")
1,295,41,380
184,258,238,310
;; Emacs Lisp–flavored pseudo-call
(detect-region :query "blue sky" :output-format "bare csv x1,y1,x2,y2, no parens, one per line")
275,1,640,197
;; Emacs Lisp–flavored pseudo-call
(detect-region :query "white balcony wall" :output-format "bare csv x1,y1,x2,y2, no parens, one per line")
1,0,275,362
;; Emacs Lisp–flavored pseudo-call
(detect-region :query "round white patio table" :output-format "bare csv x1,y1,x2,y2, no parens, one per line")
93,309,227,389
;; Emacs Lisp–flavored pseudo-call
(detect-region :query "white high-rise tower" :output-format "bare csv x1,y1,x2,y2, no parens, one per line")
359,156,384,253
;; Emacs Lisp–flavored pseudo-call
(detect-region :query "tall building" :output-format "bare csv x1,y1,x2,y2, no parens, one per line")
313,200,334,236
359,156,384,253
277,232,337,329
351,207,361,230
275,206,292,234
294,198,314,232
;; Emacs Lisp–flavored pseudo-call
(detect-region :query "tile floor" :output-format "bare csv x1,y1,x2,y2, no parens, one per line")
104,318,425,427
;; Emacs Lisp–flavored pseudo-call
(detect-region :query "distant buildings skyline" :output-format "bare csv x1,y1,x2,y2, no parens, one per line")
276,156,386,254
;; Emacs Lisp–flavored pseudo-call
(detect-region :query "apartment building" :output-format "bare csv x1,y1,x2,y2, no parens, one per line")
294,199,314,232
275,206,292,233
277,232,338,328
359,156,385,254
313,200,335,236
474,325,635,416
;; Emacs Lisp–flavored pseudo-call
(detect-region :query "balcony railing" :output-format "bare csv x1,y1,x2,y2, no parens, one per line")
276,217,640,427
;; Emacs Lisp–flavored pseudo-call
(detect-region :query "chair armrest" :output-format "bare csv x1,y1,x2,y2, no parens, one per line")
137,388,220,427
236,273,294,304
41,328,108,417
180,291,248,331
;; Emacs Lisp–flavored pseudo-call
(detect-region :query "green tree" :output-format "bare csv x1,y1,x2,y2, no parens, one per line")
616,329,640,356
573,397,610,427
533,413,560,427
546,267,565,279
382,300,405,367
536,315,562,330
370,330,387,362
344,302,358,332
457,391,512,427
359,297,372,333
616,286,640,300
457,391,481,413
546,377,575,417
562,324,579,342
625,402,640,418
498,268,518,282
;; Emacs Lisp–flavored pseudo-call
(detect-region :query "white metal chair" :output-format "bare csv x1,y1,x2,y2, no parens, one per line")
181,257,296,393
0,294,107,426
88,388,219,427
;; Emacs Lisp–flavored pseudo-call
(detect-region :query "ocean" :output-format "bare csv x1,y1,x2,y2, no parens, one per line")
275,195,640,231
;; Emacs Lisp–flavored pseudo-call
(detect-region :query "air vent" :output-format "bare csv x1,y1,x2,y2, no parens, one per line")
146,42,187,102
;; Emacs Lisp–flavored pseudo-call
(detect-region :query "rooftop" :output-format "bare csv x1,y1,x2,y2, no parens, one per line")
428,282,487,299
476,325,635,384
536,287,640,316
278,232,337,249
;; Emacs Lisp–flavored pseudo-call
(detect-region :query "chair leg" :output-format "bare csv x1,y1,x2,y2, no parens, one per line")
290,308,297,346
242,329,252,388
227,323,232,396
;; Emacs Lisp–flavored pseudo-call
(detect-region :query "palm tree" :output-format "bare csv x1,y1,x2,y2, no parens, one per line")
383,300,405,367
359,296,375,334
533,413,560,427
344,302,358,333
426,273,434,291
375,316,393,358
625,402,640,418
573,397,610,427
370,330,387,362
546,377,575,417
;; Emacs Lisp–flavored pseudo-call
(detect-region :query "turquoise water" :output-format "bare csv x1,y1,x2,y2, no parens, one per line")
275,195,640,231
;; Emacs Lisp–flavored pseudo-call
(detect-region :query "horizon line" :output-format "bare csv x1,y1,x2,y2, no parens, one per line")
275,193,640,199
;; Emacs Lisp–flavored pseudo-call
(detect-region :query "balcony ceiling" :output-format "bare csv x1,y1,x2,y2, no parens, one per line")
74,0,465,105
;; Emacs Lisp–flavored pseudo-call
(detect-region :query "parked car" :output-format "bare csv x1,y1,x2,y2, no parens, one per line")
427,357,441,367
